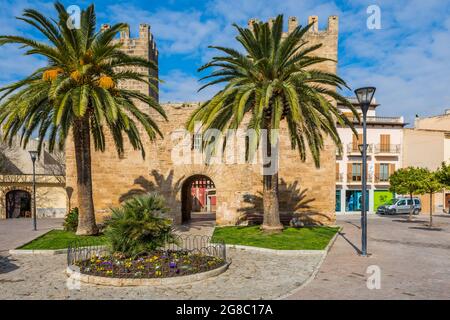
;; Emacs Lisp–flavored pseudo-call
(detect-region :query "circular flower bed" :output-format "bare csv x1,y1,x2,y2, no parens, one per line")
74,250,226,279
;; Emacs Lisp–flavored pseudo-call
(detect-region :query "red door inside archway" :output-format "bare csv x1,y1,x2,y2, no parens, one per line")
181,175,216,223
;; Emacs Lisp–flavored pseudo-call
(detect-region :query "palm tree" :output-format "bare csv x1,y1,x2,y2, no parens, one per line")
187,15,356,232
0,3,166,235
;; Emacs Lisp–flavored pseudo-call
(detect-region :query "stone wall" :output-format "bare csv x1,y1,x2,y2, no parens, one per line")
66,17,339,226
0,181,66,219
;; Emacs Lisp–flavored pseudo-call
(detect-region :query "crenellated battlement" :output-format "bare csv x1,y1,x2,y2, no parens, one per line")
100,23,159,100
247,15,339,72
248,15,338,34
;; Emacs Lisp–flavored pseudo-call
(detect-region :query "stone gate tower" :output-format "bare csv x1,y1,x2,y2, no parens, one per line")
66,17,340,226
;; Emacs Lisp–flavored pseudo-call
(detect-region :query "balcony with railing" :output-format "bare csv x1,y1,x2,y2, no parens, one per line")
347,143,373,155
347,116,405,126
374,174,391,184
374,144,401,154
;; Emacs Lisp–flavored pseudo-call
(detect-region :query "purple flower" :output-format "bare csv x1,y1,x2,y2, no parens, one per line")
169,262,177,269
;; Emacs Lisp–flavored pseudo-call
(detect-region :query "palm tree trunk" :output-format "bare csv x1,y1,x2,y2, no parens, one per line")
73,116,98,236
261,127,283,232
429,192,433,227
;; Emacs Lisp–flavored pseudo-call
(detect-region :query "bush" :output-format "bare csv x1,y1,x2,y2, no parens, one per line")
104,193,176,257
63,208,79,232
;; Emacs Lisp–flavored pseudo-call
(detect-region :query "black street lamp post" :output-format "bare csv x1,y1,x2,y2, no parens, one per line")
29,150,38,231
355,87,376,257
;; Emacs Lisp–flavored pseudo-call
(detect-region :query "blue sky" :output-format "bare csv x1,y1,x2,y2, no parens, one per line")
1,0,450,125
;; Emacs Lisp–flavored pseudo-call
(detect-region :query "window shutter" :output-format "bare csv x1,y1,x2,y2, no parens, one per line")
380,134,391,151
347,163,352,180
358,134,363,145
352,135,358,150
389,163,396,176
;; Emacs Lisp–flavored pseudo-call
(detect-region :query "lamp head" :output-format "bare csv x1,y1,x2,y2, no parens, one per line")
355,87,376,114
29,150,38,162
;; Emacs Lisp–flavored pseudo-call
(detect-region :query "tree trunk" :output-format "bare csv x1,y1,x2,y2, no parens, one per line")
73,116,98,236
429,192,433,228
261,127,283,232
408,192,414,221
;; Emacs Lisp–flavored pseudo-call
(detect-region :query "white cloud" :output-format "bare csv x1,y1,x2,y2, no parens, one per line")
106,5,221,56
159,69,217,103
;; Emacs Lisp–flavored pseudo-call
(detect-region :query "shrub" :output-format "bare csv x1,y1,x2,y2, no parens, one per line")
104,193,176,257
63,208,79,232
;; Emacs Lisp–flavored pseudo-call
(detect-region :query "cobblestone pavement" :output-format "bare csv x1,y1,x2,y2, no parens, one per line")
0,248,322,300
287,214,450,300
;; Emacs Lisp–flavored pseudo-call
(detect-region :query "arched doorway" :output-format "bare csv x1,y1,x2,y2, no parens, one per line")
181,175,216,223
6,190,31,219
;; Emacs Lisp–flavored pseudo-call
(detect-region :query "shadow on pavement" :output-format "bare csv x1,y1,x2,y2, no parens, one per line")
338,231,362,255
344,220,361,229
392,219,427,224
409,226,444,232
0,255,19,274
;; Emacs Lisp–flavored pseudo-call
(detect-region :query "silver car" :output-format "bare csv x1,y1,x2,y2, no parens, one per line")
377,197,421,215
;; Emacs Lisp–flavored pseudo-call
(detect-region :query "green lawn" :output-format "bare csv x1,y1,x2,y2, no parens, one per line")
212,226,339,250
19,230,108,250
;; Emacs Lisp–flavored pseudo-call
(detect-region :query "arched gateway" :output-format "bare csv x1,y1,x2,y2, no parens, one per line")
5,190,31,219
181,175,216,224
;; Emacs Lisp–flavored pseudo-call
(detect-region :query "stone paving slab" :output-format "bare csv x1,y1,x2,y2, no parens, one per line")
0,247,322,300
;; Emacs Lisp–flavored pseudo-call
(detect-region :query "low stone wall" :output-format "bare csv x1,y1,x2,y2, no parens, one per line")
66,262,231,287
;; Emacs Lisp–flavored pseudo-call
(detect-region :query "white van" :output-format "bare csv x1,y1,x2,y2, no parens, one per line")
376,197,422,215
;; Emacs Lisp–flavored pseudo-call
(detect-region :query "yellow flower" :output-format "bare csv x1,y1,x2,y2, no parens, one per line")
71,70,81,82
42,68,63,81
98,76,115,89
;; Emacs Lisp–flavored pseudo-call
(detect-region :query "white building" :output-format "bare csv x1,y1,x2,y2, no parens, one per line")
403,110,450,214
336,98,406,214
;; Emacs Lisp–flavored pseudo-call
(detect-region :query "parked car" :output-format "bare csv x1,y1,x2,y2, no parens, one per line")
376,197,421,215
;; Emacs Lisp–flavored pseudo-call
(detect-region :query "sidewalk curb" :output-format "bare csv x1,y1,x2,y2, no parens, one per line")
9,248,68,256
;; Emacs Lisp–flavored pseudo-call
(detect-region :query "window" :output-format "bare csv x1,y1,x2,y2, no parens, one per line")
379,164,389,181
345,190,369,212
407,199,413,205
397,200,406,206
192,133,202,151
352,163,362,181
414,199,420,205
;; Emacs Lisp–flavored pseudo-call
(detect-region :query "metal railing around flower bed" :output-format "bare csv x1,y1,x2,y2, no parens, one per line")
67,235,227,279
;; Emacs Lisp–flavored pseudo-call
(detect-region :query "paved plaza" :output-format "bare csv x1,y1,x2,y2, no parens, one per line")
1,214,449,299
0,247,321,300
288,214,450,300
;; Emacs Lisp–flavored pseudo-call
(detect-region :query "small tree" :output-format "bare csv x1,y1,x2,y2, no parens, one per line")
419,169,444,227
436,162,450,186
389,167,426,221
436,162,450,214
